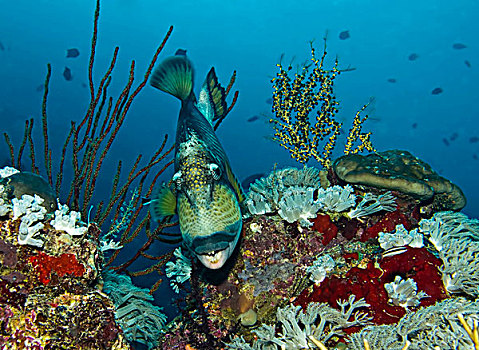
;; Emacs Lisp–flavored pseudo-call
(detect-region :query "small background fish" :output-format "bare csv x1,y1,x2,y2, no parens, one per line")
452,43,467,50
63,67,72,81
66,48,80,58
339,30,350,40
408,53,419,61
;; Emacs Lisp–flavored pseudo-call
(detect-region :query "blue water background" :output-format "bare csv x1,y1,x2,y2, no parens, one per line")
1,0,478,324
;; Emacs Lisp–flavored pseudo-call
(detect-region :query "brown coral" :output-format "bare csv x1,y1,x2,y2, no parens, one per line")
333,149,466,211
0,172,58,212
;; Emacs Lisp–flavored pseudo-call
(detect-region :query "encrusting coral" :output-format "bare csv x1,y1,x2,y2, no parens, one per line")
333,149,466,211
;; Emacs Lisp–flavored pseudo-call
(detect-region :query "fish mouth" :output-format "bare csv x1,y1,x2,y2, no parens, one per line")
192,225,241,269
197,248,230,269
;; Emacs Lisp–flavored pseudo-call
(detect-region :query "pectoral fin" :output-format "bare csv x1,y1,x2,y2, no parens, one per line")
150,183,177,221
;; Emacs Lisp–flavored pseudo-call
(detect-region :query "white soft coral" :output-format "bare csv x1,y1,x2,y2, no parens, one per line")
51,203,87,236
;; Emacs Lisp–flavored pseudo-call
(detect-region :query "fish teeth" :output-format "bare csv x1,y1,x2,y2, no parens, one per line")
205,251,221,263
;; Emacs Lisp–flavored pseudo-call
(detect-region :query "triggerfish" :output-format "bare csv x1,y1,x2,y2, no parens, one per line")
149,50,245,269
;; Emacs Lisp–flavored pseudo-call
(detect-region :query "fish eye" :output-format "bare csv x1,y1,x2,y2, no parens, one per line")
209,163,221,180
172,171,182,188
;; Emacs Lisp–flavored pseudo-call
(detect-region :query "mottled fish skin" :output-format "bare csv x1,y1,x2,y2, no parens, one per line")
173,98,242,269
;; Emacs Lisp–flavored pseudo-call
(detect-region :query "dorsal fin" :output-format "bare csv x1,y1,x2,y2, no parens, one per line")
197,67,228,125
150,52,194,101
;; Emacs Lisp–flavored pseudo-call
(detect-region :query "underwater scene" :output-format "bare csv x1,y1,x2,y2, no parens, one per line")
0,0,478,349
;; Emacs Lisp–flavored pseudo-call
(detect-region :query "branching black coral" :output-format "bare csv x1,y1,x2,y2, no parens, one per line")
269,38,375,168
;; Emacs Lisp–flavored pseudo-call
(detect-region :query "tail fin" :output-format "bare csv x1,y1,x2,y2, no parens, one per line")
150,51,194,101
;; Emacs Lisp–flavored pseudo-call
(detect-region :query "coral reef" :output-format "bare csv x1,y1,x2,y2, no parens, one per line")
347,298,479,349
0,171,57,212
50,203,88,237
333,149,466,211
417,211,479,297
383,275,428,309
378,224,423,251
158,150,475,349
346,191,396,219
227,295,371,349
12,194,47,247
277,186,322,227
165,247,192,293
316,185,357,213
246,166,324,215
102,268,167,349
306,254,335,284
0,169,130,349
2,3,475,348
246,166,398,231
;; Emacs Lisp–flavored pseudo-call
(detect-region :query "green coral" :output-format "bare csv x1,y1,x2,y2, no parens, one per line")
102,268,167,349
245,166,324,216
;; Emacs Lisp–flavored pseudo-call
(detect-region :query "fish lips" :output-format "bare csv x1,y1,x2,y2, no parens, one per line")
196,246,234,270
190,222,241,269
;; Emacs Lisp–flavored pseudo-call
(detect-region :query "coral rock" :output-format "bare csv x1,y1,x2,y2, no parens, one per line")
333,150,466,210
